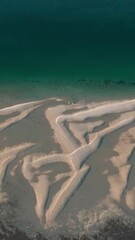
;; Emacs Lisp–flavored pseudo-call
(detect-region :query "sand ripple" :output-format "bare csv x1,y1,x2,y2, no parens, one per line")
1,98,135,228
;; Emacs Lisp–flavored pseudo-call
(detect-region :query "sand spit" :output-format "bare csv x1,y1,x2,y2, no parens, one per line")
0,98,61,116
1,98,135,230
126,187,135,210
0,100,44,132
0,143,35,204
0,100,44,116
108,127,135,203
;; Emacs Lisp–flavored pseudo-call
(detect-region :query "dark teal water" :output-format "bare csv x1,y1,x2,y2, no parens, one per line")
0,0,135,100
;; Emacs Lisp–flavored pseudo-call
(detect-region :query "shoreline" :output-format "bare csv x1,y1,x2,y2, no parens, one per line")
1,80,135,108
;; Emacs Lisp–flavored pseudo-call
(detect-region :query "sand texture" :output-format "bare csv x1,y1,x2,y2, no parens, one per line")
1,97,135,235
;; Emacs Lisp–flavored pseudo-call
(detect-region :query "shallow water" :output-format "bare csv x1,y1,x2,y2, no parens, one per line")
0,0,135,101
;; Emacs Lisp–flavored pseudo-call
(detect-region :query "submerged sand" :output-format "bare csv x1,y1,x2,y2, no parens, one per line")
1,97,135,237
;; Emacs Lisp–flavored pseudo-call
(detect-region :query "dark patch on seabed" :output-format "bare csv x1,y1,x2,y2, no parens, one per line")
1,217,135,240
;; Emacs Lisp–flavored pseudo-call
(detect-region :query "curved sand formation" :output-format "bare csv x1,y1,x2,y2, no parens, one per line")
1,98,135,227
126,187,135,210
108,127,135,202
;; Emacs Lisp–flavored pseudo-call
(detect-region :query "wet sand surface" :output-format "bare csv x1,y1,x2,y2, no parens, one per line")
1,98,135,239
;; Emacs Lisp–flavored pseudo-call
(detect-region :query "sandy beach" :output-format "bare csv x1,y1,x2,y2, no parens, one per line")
0,96,135,239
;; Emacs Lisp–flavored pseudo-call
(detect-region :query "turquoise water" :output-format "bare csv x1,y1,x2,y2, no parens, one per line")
0,0,135,100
